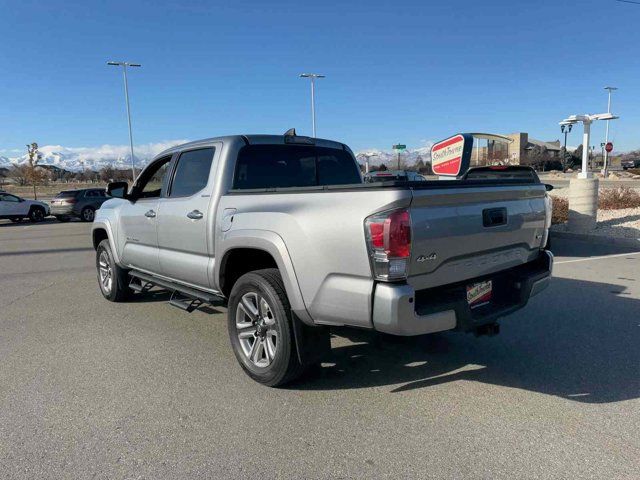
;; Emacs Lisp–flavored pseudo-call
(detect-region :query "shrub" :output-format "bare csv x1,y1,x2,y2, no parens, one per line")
598,187,640,210
551,196,568,224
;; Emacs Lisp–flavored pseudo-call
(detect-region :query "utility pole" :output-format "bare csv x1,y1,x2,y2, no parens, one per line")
602,86,617,177
107,61,141,182
299,73,325,137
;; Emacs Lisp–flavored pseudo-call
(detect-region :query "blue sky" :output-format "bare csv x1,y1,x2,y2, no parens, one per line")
1,0,639,156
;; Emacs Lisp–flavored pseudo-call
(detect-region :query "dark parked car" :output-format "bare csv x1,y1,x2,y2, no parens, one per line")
50,188,109,222
621,159,640,170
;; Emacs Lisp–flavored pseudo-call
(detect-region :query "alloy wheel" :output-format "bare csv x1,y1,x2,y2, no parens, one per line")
235,292,278,368
98,250,113,294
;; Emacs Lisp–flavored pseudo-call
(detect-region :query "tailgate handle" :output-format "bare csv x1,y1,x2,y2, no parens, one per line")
483,208,507,227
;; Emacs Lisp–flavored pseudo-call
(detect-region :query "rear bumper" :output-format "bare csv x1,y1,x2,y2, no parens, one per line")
372,250,553,336
50,205,76,216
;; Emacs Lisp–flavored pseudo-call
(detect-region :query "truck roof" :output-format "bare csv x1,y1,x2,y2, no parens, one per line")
156,134,347,158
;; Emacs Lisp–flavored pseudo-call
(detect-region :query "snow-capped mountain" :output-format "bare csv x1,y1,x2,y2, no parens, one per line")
1,140,188,172
355,143,434,168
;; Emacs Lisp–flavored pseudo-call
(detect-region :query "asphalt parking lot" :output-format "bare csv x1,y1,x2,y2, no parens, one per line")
1,220,639,479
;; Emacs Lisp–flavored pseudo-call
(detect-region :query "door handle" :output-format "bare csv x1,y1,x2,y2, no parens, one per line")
187,210,204,220
144,209,156,218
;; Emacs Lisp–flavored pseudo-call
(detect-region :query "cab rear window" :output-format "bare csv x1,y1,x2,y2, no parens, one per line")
233,145,362,189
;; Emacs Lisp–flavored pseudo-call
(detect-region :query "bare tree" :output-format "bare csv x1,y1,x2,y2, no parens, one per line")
9,164,30,186
25,143,47,199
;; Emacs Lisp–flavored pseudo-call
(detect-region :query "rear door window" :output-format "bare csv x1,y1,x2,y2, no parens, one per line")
56,191,79,199
234,145,361,189
169,148,215,197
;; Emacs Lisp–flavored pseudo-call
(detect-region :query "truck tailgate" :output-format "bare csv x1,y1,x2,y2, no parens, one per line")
408,184,548,290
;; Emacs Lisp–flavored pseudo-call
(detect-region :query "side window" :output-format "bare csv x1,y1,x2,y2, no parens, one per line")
85,190,97,198
1,194,20,202
169,148,215,198
137,157,172,198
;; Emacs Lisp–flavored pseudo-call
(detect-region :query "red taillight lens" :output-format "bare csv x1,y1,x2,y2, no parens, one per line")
366,209,411,258
387,209,411,257
365,208,411,281
369,222,385,248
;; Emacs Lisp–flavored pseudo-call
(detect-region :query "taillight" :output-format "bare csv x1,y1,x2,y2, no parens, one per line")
364,208,411,281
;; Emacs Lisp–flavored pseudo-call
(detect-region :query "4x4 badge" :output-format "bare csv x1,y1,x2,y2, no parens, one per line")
417,253,437,262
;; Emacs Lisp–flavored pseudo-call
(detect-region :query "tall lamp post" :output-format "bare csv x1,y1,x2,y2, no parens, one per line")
560,123,572,172
357,153,378,174
107,61,141,181
299,73,325,137
602,86,617,177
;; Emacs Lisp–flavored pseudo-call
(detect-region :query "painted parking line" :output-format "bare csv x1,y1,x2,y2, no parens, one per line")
555,251,640,265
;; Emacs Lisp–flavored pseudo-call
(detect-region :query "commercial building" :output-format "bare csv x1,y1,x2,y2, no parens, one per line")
470,132,561,166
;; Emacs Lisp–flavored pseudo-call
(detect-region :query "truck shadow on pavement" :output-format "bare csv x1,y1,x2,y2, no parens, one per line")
296,276,640,404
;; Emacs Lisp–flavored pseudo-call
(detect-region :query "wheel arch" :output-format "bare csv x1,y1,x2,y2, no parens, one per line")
91,221,122,265
216,230,312,325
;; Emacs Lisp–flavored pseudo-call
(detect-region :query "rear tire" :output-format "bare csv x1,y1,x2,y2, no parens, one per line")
81,207,95,222
55,216,70,222
228,268,305,387
28,207,45,222
96,239,132,302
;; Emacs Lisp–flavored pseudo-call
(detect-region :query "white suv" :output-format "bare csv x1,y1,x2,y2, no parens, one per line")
0,192,50,223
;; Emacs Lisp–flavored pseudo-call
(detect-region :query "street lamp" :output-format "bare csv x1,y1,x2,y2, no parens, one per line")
299,73,325,137
560,123,572,171
357,153,378,173
559,112,619,178
107,61,141,181
602,86,617,177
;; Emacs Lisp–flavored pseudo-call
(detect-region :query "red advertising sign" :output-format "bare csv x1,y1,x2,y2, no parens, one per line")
431,134,472,177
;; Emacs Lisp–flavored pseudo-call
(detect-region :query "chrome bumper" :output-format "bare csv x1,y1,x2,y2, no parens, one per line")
372,250,553,336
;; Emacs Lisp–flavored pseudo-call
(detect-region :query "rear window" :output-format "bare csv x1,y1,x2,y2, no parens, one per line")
233,145,362,190
55,191,79,198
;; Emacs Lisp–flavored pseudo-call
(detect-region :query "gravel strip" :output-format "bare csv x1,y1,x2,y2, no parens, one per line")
552,207,640,239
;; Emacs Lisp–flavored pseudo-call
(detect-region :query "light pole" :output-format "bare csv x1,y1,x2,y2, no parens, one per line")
357,153,378,173
602,86,617,177
107,61,141,181
299,73,325,137
560,123,572,172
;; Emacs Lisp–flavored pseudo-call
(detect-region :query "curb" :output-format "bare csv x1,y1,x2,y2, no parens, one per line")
550,230,640,249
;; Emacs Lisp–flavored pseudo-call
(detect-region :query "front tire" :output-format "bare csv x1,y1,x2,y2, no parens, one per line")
228,268,304,387
96,239,132,302
28,207,45,222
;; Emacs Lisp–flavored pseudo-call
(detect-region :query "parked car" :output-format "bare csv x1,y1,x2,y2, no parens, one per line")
621,159,640,170
364,170,427,182
50,188,109,222
92,131,553,387
0,192,50,222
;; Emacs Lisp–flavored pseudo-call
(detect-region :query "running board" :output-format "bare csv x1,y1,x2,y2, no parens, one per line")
128,270,225,311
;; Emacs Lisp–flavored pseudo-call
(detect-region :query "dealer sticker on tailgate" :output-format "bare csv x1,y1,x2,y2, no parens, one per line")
466,280,492,308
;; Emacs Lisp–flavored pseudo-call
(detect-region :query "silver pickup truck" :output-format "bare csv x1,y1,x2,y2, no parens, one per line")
92,131,553,386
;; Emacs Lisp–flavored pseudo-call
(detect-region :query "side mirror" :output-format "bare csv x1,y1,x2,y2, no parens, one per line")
544,184,554,192
107,181,128,199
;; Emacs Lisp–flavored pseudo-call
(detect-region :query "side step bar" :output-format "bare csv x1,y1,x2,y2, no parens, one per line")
129,270,225,312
